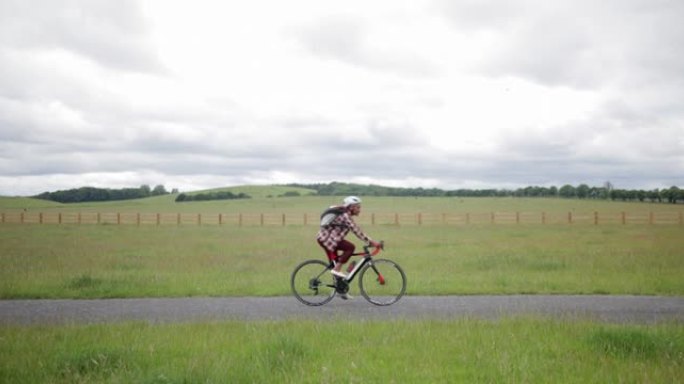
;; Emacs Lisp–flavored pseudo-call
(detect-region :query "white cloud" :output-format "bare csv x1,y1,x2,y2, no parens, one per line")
0,0,682,196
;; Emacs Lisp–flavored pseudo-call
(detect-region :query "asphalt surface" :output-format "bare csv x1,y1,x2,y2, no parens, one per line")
1,295,683,325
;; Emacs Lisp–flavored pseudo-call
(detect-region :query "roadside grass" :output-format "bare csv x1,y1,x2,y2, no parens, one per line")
1,223,683,298
1,318,682,383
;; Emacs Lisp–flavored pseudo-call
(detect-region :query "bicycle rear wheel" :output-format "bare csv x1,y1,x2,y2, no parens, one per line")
358,259,406,306
291,259,336,306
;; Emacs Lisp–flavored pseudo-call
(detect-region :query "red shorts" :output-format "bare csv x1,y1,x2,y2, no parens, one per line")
318,239,356,263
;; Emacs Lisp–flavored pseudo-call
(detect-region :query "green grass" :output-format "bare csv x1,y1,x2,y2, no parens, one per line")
1,193,683,298
0,196,63,209
1,318,682,383
0,224,682,298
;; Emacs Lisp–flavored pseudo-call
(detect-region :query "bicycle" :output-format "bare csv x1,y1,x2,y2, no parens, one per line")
290,241,406,306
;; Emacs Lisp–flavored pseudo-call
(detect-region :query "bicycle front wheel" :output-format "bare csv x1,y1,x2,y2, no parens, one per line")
359,259,406,306
291,259,336,306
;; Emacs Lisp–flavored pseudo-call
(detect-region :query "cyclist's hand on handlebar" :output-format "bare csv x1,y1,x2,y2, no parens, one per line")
370,240,382,248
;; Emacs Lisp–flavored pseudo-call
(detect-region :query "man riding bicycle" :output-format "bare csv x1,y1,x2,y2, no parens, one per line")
316,196,381,299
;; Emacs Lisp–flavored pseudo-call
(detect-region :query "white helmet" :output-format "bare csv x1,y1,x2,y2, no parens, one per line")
343,196,362,207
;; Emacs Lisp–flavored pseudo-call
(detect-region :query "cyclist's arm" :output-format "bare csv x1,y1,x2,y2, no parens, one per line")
344,214,375,245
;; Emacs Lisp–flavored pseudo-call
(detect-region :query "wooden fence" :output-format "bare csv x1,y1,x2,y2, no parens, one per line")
1,211,683,226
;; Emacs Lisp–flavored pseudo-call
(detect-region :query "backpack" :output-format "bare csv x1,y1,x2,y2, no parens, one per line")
320,206,346,228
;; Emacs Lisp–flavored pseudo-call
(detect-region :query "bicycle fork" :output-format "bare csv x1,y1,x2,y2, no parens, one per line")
368,262,386,285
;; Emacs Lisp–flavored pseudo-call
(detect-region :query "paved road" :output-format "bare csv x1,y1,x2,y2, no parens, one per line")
1,295,683,325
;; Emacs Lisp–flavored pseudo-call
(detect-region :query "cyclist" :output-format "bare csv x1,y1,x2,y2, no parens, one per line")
316,195,381,299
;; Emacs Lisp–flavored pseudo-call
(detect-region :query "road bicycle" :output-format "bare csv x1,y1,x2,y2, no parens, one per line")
290,241,406,306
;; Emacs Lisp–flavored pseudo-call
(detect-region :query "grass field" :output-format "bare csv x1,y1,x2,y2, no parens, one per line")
1,194,683,298
1,224,683,298
1,318,683,383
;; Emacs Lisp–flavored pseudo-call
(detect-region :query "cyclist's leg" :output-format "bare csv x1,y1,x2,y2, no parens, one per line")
332,240,355,272
317,239,337,265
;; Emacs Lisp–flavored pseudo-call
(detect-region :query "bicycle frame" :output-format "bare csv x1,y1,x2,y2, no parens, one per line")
330,242,385,284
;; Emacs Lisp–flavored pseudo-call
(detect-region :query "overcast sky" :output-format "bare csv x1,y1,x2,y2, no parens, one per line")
1,0,683,196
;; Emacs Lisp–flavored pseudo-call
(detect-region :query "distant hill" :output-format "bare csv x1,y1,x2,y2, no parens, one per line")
286,182,492,197
0,196,64,209
2,182,681,206
285,182,683,203
16,185,319,205
183,185,317,199
33,185,170,204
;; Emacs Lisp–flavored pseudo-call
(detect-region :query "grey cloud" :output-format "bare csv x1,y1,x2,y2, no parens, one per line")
438,0,684,89
213,111,682,190
366,119,429,147
295,17,366,64
283,118,428,159
0,0,163,73
1,1,681,195
437,0,531,30
488,117,683,189
291,16,438,77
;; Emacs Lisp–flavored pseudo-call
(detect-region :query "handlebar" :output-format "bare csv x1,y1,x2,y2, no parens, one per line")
364,240,384,257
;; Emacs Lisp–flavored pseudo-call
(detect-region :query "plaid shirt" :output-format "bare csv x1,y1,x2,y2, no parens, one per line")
316,211,371,252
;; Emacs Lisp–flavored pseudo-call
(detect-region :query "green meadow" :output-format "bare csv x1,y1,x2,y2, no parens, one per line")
1,189,683,382
0,319,683,383
1,190,683,298
1,223,683,298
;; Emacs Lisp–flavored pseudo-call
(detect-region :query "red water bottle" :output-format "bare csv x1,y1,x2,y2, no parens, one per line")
346,261,356,272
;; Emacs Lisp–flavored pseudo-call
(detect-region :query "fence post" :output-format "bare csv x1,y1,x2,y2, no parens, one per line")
20,212,24,224
516,212,520,224
372,213,376,226
219,213,223,225
239,213,243,227
177,213,181,225
649,212,654,225
77,213,81,225
282,213,286,226
621,212,626,225
418,213,422,225
117,213,121,225
97,213,101,224
568,212,572,224
594,211,598,225
137,213,140,226
491,212,495,224
395,213,399,226
680,211,683,225
542,212,546,225
261,214,264,226
466,213,470,225
1,212,4,223
198,214,202,226
39,212,43,224
157,213,161,226
59,213,62,224
304,213,308,226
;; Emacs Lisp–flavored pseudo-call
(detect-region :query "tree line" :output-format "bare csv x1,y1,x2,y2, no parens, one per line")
30,182,684,204
175,191,250,202
287,182,684,203
34,185,171,203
